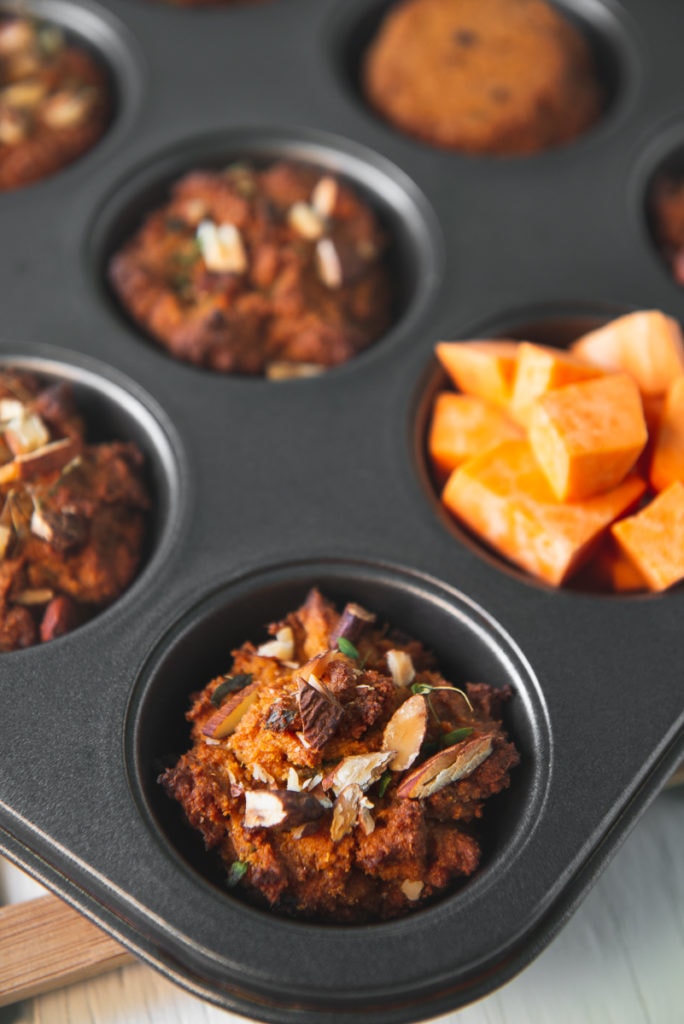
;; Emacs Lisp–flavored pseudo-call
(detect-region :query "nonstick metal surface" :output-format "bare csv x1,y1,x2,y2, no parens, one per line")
1,0,684,1021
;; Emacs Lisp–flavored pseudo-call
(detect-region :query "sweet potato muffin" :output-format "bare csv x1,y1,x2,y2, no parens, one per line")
161,589,519,922
108,161,394,376
0,369,150,651
362,0,603,155
0,16,110,190
650,173,684,287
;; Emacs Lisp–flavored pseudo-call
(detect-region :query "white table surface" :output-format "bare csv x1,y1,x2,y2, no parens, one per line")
1,785,682,1024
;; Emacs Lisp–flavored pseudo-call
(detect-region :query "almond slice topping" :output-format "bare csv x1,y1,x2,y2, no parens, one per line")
382,694,427,771
397,734,494,799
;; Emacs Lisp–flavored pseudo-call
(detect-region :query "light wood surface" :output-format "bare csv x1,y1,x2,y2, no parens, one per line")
1,785,683,1024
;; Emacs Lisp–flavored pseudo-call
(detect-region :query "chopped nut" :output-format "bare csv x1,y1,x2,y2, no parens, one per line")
287,201,325,240
0,106,27,146
0,523,10,559
0,436,82,484
257,625,294,661
13,588,54,606
265,361,324,381
30,503,88,552
196,219,248,274
382,694,427,771
400,880,424,901
357,794,375,835
39,595,79,643
386,650,416,689
315,238,343,289
311,176,339,219
41,88,96,129
0,80,47,109
243,789,325,830
0,399,25,422
397,734,494,799
286,767,301,792
201,678,262,739
0,19,36,56
251,763,275,785
323,750,395,798
297,674,343,749
330,783,363,842
330,601,376,647
4,412,50,456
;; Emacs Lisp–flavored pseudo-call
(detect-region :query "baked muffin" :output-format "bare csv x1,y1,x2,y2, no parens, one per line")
0,370,150,651
108,161,394,376
362,0,603,155
161,589,519,923
0,16,110,190
650,173,684,286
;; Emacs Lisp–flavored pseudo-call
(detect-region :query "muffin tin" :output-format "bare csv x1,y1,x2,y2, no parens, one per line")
1,0,684,1020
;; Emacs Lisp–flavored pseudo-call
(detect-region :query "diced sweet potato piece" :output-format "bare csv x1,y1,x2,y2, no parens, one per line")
611,481,684,591
442,440,646,586
510,341,602,427
571,310,684,397
427,392,523,480
649,377,684,491
575,535,648,593
435,341,519,407
527,373,647,501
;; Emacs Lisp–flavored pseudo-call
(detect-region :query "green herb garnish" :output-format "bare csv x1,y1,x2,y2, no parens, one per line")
337,637,359,660
410,682,473,712
210,673,253,707
442,726,474,747
377,771,392,798
226,860,248,888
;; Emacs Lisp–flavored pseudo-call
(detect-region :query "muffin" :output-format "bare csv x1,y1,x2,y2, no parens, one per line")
362,0,603,155
650,173,684,286
0,369,150,651
108,160,394,377
0,16,110,190
161,589,519,923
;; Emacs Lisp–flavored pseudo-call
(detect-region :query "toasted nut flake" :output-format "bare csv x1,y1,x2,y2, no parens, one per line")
243,789,325,830
302,772,322,791
297,674,343,749
386,650,416,689
251,763,275,785
0,523,10,559
0,436,81,484
13,588,54,606
196,219,248,274
358,794,375,835
286,767,301,792
265,361,324,381
397,734,494,799
329,601,376,646
323,750,395,798
382,694,427,770
201,678,262,739
0,19,36,56
0,399,24,422
311,176,338,219
330,783,364,842
287,201,325,240
315,238,343,289
41,89,95,129
400,880,424,901
5,412,50,456
179,198,208,226
257,625,294,661
30,504,88,552
0,106,27,146
0,80,47,109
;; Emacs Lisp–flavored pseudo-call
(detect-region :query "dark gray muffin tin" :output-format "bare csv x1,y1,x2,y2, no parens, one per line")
1,0,683,1021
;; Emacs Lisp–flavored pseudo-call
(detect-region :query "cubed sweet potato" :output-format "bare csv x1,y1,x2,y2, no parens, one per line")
435,341,519,407
527,373,647,501
510,341,602,427
570,310,684,397
428,392,523,480
611,481,684,591
649,377,684,491
441,440,646,586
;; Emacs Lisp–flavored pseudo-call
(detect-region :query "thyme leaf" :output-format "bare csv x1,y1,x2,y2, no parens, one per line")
337,636,359,660
226,860,248,887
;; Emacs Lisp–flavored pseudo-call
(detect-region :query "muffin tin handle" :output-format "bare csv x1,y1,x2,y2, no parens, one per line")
0,893,132,1007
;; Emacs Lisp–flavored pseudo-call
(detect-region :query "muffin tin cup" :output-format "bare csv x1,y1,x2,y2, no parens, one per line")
0,0,684,1020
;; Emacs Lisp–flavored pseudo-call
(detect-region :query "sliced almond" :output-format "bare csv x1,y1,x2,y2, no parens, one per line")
0,19,36,56
287,202,325,241
397,734,494,799
329,601,376,646
315,238,343,289
0,436,82,484
382,694,427,771
311,176,338,219
0,523,11,559
296,674,343,750
243,789,324,830
201,678,262,739
13,588,54,606
257,625,294,661
400,880,424,901
41,89,96,129
265,361,324,381
0,79,47,109
0,399,25,422
197,219,248,274
4,412,50,456
386,650,415,688
323,750,395,798
330,783,363,842
0,107,27,146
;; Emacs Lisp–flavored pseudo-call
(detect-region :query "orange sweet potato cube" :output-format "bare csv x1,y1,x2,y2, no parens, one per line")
576,535,648,593
510,341,602,427
441,440,646,587
527,373,647,501
435,340,519,407
570,310,684,397
611,481,684,591
428,392,523,480
649,377,684,492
